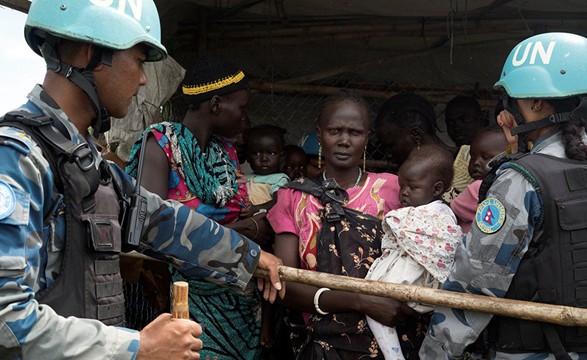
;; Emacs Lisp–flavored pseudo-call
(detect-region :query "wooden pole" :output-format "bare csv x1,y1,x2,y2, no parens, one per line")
171,281,189,319
0,0,30,13
255,265,587,327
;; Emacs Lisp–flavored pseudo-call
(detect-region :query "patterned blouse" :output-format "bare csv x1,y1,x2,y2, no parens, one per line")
267,172,401,269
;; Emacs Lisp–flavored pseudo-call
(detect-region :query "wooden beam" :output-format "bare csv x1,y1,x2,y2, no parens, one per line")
199,18,587,40
249,80,498,108
276,43,446,85
0,0,30,13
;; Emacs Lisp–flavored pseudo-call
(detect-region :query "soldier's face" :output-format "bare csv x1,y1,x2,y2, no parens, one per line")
94,45,148,119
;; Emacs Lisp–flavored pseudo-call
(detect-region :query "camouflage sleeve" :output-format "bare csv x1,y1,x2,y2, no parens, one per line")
0,133,139,359
419,167,542,359
110,165,261,289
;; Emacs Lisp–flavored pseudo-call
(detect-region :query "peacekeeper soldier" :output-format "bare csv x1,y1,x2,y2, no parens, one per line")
0,1,284,359
420,32,587,359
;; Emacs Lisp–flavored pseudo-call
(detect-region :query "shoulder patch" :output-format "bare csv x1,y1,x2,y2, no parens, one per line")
475,197,506,234
0,126,36,154
0,181,16,220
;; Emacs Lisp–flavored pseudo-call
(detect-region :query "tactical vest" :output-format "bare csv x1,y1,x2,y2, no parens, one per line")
0,111,126,326
488,153,587,357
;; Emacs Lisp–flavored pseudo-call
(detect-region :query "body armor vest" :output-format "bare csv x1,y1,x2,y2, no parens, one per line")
0,112,126,326
488,153,587,356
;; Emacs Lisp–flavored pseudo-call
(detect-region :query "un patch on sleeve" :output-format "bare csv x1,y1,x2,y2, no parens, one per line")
475,197,506,234
0,181,16,220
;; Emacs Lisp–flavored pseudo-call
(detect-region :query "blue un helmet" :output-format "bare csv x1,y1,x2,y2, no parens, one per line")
494,32,587,152
24,0,168,135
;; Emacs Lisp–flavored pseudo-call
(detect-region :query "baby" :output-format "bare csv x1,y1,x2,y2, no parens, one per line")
365,144,462,360
451,128,508,233
283,144,308,180
240,124,290,219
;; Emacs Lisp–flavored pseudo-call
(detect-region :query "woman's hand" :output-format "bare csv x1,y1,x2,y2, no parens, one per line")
226,213,274,247
358,294,416,327
239,201,254,219
497,110,519,153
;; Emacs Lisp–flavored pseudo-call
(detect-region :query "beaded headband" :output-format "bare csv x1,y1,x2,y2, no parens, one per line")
181,54,249,105
182,70,246,95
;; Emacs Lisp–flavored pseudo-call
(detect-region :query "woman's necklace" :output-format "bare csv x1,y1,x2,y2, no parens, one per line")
323,167,363,188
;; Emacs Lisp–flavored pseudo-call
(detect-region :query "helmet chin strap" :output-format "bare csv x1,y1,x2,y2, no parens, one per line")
510,112,573,137
37,31,112,138
502,95,587,152
501,95,531,152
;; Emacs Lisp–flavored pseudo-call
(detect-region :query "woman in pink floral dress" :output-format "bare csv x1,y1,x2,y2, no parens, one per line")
268,91,417,359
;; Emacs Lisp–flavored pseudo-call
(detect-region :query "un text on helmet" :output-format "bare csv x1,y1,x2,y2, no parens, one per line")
512,41,556,67
90,0,143,21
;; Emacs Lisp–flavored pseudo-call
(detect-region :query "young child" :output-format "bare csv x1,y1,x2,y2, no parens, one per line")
283,144,308,180
240,125,290,219
239,124,290,352
365,144,462,360
451,128,508,233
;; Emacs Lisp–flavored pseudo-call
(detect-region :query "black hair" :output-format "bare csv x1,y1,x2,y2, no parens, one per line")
246,124,286,151
375,92,437,134
547,97,587,161
446,95,481,114
317,90,370,126
402,144,454,193
472,126,509,149
284,144,306,157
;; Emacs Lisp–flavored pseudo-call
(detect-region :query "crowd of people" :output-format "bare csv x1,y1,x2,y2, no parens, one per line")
2,1,587,360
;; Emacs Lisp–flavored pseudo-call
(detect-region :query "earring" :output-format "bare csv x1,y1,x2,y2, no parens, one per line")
363,145,367,172
416,139,421,150
318,144,322,169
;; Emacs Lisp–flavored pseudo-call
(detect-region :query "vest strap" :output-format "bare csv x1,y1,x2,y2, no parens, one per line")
95,259,120,275
97,301,125,320
543,324,572,360
96,281,123,298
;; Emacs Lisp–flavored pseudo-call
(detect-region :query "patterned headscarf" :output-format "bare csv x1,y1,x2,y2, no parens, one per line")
126,122,238,207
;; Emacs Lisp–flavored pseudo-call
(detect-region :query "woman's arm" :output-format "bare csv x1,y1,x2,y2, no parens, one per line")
226,213,274,248
139,135,169,200
274,232,415,326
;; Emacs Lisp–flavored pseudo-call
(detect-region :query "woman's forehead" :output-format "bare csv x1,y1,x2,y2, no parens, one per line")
321,101,368,123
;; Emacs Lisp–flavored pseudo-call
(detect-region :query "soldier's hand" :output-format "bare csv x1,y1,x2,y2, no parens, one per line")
257,250,285,303
138,313,202,359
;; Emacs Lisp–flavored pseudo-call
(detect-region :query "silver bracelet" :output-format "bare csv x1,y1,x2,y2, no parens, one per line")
313,287,330,315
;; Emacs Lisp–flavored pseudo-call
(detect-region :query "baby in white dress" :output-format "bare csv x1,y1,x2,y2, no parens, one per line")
366,145,463,359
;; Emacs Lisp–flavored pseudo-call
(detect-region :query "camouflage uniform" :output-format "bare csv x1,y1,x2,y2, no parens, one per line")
0,85,261,359
419,129,587,360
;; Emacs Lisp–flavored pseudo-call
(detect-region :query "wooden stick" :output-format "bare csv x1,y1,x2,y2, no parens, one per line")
171,281,189,319
255,265,587,327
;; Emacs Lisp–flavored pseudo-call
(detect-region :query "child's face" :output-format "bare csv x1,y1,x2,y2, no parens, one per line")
306,155,323,178
398,161,440,207
468,132,506,180
445,103,481,147
284,152,308,180
247,134,283,175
